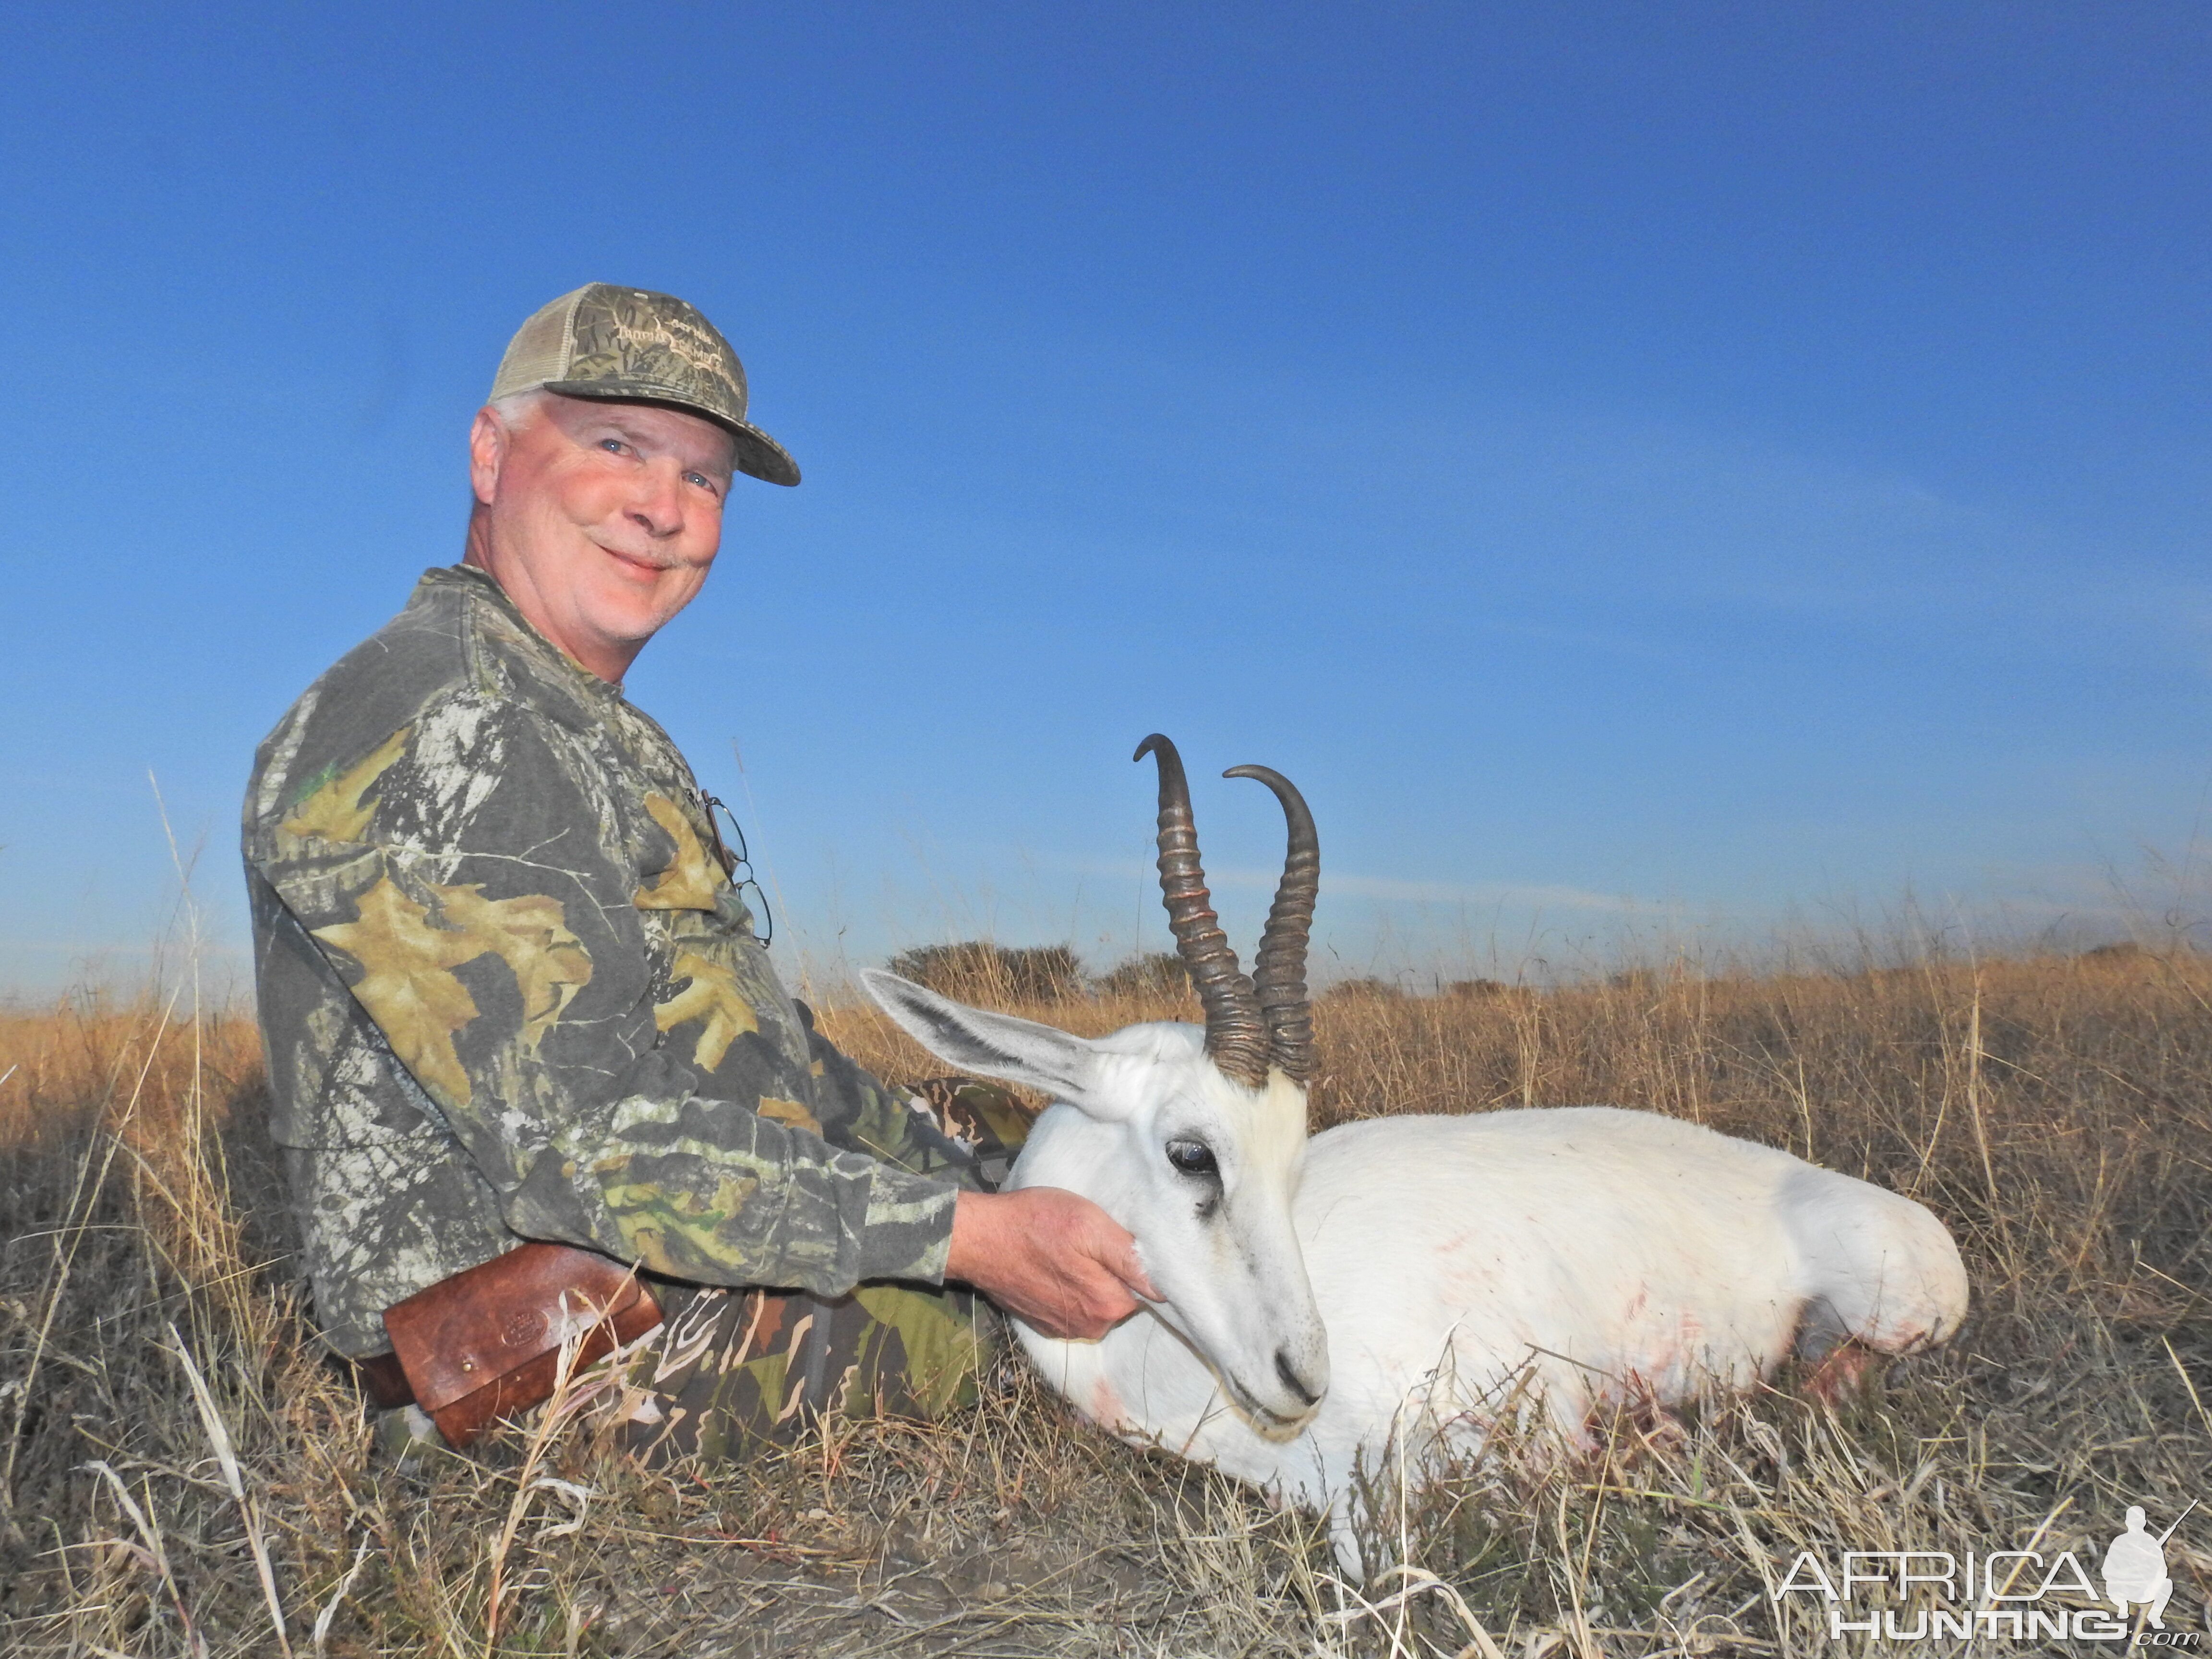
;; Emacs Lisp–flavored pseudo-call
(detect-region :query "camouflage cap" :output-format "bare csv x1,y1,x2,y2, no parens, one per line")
490,284,800,487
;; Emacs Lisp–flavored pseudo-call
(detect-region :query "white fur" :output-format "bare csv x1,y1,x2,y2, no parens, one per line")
861,974,1328,1428
862,973,1970,1560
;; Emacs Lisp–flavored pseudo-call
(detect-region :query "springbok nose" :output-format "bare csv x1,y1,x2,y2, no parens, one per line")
1275,1347,1324,1408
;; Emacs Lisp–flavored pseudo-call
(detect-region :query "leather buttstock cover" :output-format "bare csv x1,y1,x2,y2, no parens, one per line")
381,1241,662,1449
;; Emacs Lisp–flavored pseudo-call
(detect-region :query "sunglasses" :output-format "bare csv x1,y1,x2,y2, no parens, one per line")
700,793,774,947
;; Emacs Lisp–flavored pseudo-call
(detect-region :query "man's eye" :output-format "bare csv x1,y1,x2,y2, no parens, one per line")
685,472,718,493
1166,1141,1218,1178
599,438,628,455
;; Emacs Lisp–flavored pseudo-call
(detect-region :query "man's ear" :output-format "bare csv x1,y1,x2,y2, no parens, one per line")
860,970,1111,1110
468,407,508,507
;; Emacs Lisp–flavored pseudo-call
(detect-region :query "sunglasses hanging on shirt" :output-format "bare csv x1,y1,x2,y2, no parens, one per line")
700,793,774,948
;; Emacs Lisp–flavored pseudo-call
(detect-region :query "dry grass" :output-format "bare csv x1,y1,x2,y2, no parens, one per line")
3,943,2208,1655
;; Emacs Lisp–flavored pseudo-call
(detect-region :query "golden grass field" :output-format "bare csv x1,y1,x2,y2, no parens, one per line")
1,945,2207,1655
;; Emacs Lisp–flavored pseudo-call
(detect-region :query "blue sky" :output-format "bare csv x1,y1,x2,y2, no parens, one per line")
2,1,2207,996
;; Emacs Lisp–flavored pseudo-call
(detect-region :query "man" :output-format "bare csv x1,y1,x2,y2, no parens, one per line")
2101,1506,2176,1629
244,284,1153,1456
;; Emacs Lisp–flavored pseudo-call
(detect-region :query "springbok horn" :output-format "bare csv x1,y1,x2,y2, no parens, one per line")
1224,765,1318,1084
1134,734,1270,1089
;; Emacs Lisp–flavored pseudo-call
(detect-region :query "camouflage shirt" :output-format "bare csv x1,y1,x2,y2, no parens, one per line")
244,565,964,1358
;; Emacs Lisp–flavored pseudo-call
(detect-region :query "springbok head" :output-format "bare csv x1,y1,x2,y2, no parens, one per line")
862,733,1329,1432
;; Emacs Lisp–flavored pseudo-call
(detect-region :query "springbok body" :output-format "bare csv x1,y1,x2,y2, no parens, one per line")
1010,1103,1964,1516
865,737,1969,1562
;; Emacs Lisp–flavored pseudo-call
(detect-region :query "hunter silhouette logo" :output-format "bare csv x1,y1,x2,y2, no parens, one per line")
2104,1501,2195,1631
1775,1496,2201,1643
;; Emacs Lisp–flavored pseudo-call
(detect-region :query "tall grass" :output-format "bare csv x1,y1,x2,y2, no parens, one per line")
2,940,2207,1655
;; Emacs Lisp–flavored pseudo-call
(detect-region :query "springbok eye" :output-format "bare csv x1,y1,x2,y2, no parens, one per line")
1166,1140,1218,1178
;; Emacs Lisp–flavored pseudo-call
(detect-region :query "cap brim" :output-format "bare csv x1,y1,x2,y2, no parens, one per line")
541,379,802,487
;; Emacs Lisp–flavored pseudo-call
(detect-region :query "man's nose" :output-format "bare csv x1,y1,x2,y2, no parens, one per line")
626,461,687,538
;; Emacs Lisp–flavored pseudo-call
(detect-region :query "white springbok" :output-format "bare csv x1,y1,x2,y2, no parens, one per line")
864,736,1969,1562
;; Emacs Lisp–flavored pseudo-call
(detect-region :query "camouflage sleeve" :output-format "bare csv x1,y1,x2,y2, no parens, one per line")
247,692,958,1295
792,1003,986,1189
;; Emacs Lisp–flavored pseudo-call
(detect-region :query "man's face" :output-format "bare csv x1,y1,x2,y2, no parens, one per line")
466,394,737,680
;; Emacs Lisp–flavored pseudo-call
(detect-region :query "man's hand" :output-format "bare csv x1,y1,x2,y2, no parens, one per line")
946,1188,1160,1340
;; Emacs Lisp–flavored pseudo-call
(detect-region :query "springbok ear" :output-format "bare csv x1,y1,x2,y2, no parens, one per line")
860,970,1112,1110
